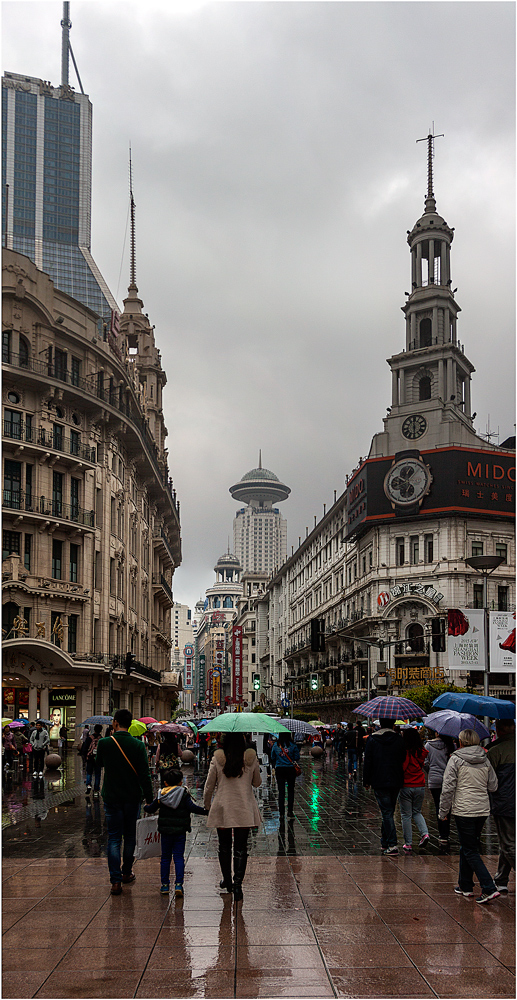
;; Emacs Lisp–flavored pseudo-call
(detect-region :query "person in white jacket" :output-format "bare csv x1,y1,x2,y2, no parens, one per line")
439,729,499,904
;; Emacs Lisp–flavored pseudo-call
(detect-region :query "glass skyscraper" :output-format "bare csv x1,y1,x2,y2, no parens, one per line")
2,72,117,321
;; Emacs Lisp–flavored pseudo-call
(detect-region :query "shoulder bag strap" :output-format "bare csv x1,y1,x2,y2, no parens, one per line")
110,735,138,776
280,746,294,765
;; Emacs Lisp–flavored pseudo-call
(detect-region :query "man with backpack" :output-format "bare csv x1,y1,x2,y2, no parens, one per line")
95,709,153,895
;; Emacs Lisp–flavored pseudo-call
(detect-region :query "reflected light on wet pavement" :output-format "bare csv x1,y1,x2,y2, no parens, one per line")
2,747,514,998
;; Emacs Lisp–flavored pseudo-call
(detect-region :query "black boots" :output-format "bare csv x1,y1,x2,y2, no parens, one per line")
218,847,233,893
232,849,248,903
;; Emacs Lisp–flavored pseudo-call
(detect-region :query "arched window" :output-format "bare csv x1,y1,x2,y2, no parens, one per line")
406,622,424,653
223,596,233,609
19,336,29,368
419,376,431,401
213,597,220,608
419,318,432,348
3,601,19,637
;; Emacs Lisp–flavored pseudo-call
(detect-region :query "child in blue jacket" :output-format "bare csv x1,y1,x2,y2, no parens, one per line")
144,767,208,896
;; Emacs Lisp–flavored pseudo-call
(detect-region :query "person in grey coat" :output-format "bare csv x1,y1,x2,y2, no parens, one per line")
30,721,50,777
487,718,515,893
439,729,499,904
424,732,456,845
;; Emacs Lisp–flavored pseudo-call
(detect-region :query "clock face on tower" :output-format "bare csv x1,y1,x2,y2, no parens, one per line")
402,414,427,440
384,457,432,507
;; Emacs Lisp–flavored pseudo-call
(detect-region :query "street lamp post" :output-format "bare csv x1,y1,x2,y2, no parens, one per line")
465,555,504,701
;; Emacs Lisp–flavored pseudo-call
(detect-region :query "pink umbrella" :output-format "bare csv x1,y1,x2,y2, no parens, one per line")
156,722,190,734
8,721,25,728
138,717,159,724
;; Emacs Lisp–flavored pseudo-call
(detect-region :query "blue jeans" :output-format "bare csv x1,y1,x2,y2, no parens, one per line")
103,800,141,884
455,816,497,894
160,832,186,886
374,787,400,849
399,787,428,845
347,749,357,775
86,762,102,792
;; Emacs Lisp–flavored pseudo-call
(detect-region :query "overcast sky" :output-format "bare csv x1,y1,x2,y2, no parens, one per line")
3,1,515,612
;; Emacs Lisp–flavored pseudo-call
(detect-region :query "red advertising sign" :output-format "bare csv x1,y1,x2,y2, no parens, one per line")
232,625,243,701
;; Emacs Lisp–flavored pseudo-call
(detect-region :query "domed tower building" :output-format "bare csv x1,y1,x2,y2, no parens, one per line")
230,453,290,576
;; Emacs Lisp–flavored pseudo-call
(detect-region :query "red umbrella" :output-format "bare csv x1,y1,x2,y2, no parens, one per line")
138,717,159,724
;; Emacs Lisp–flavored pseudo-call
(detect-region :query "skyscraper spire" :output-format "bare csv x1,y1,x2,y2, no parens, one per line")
258,449,262,470
129,147,138,292
60,2,71,87
417,124,443,213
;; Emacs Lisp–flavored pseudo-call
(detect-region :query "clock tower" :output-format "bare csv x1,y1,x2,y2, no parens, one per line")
369,130,485,459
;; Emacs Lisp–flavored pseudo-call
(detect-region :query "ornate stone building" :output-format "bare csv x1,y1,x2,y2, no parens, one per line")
257,141,515,721
2,248,182,731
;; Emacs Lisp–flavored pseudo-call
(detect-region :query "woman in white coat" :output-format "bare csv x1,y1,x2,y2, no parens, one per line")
203,732,261,902
439,729,499,903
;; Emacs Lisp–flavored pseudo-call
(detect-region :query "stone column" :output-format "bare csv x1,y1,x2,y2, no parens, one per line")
441,241,447,286
438,359,445,401
40,686,49,721
399,368,405,405
465,376,471,416
392,368,398,405
432,305,438,344
416,243,422,286
28,685,38,721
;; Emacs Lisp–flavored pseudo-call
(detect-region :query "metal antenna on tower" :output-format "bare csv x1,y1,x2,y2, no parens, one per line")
61,3,85,94
129,147,137,291
417,123,444,199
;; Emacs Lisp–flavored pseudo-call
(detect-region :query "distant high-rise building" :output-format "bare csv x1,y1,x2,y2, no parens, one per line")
2,5,117,322
230,453,290,575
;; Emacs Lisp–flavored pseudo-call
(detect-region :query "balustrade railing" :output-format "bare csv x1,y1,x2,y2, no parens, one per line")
3,489,94,527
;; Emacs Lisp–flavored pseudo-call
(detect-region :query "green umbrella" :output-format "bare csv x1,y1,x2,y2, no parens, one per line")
201,712,290,734
186,721,198,735
128,720,147,738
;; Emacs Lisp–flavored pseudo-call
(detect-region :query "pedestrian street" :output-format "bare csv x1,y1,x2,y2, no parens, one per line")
2,747,514,999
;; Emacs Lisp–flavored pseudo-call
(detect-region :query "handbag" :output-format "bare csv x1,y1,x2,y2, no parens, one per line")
134,815,161,860
280,746,301,776
23,743,32,755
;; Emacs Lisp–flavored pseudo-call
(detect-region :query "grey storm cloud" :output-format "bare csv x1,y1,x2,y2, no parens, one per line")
3,1,515,611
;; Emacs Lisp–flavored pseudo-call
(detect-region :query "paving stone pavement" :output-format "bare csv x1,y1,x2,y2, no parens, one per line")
2,748,514,998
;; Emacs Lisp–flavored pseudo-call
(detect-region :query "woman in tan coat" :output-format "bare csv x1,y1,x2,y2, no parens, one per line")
203,733,261,902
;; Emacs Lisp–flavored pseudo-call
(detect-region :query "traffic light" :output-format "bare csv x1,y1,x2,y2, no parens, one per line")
125,651,136,675
431,618,446,652
311,618,325,653
310,674,318,691
253,673,260,691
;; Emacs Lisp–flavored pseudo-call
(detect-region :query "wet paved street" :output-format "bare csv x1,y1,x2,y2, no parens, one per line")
2,748,514,999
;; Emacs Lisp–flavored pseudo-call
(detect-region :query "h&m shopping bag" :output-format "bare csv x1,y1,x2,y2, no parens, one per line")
134,815,161,860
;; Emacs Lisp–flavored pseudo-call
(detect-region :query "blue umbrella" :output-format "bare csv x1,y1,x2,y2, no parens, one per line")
75,716,113,726
432,693,515,720
423,710,490,740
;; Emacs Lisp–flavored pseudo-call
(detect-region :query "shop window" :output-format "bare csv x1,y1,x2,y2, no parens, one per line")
52,539,63,579
24,534,32,571
498,587,509,612
3,530,20,562
70,543,78,582
2,601,19,636
19,336,29,368
68,614,78,653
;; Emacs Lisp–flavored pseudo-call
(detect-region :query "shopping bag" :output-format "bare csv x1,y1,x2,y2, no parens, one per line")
134,815,161,860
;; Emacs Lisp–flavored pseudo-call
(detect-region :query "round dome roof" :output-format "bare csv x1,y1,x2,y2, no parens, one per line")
215,552,241,567
240,467,280,483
